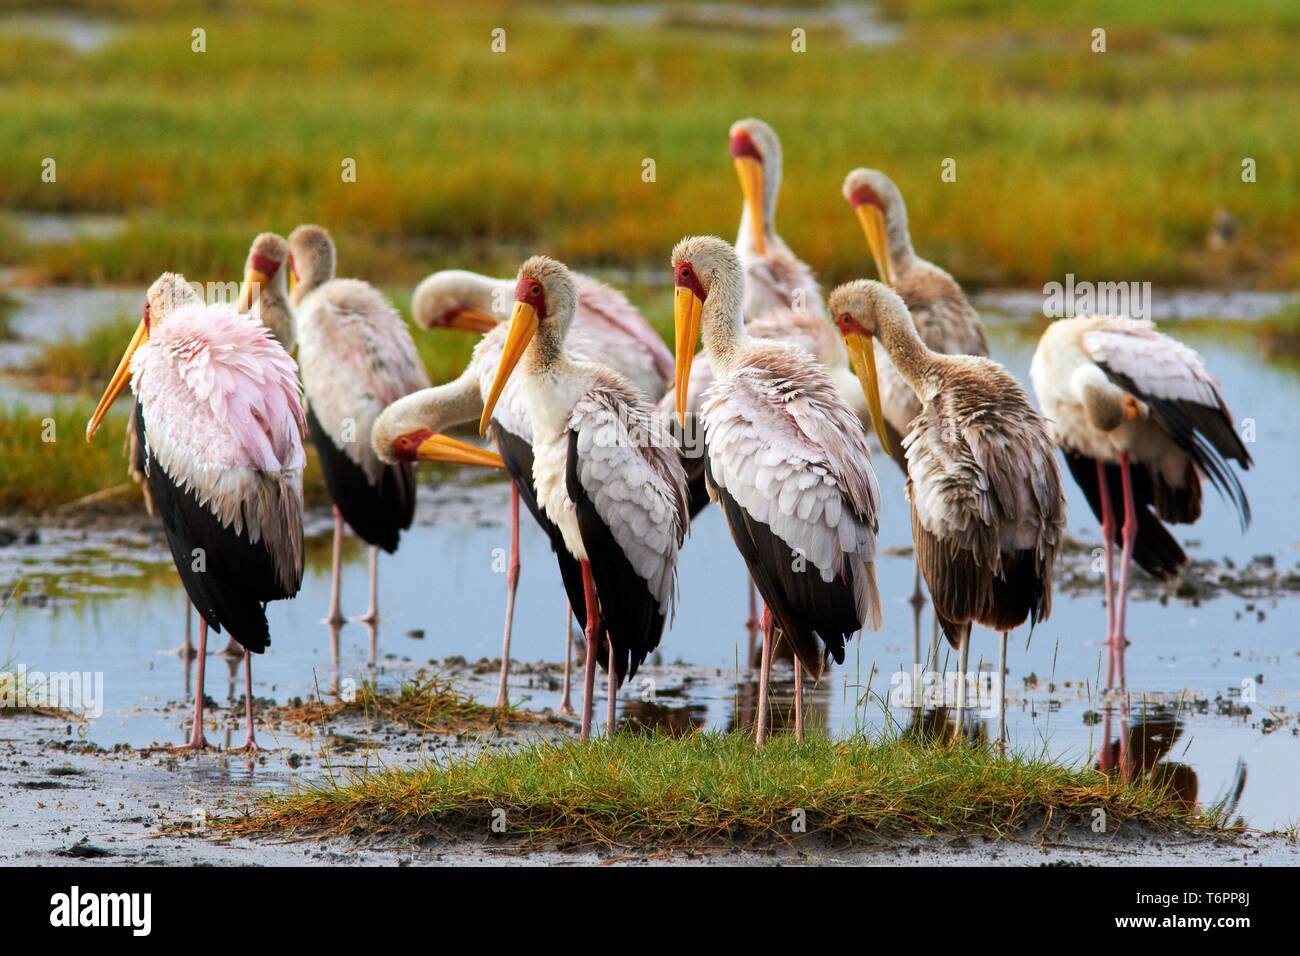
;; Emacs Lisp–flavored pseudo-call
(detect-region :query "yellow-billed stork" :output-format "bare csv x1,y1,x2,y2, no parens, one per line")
829,279,1066,745
672,236,885,744
477,256,689,741
87,273,305,752
1030,316,1251,688
287,224,430,626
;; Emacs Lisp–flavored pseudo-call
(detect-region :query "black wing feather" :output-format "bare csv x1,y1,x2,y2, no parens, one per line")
307,406,414,552
704,444,861,678
138,403,294,653
566,429,663,685
1098,364,1251,529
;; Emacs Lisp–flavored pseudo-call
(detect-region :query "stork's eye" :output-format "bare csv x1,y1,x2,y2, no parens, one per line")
531,284,541,297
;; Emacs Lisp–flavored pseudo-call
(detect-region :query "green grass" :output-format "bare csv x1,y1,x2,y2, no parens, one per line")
0,401,133,513
1,1,1297,287
216,729,1216,849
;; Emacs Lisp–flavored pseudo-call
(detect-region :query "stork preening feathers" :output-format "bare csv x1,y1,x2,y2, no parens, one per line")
287,224,430,627
829,279,1065,744
1030,315,1251,688
87,273,305,751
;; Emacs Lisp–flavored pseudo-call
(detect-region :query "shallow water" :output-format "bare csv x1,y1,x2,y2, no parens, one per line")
0,14,118,54
2,294,1297,828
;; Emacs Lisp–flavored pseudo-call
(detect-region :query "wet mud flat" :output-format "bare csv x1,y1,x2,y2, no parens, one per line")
2,704,1297,867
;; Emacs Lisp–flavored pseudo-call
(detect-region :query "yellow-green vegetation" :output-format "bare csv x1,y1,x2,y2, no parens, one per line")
0,402,130,513
1,1,1297,288
217,730,1215,848
271,672,549,736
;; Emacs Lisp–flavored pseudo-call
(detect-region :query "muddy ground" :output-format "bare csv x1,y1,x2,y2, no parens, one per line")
1,663,1295,868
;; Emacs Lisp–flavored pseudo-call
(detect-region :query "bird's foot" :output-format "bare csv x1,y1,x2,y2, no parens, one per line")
219,639,244,659
171,735,209,755
162,642,197,660
322,612,346,627
492,696,509,711
351,610,378,625
229,738,263,755
558,700,577,718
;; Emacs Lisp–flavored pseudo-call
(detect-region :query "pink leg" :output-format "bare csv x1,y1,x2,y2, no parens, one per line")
1098,703,1115,773
793,656,804,742
745,579,759,671
1095,459,1118,689
239,649,260,752
176,618,209,751
323,505,345,625
494,486,521,710
559,605,576,716
580,561,600,742
353,546,379,624
606,635,617,736
755,606,774,747
1114,453,1137,689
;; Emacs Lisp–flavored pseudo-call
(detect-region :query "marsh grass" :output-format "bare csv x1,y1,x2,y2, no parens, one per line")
216,729,1217,849
270,672,551,737
2,1,1297,286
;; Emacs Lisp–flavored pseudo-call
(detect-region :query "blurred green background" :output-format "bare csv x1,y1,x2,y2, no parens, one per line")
1,0,1298,291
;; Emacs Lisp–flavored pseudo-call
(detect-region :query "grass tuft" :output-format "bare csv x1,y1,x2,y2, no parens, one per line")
216,730,1218,850
269,672,553,737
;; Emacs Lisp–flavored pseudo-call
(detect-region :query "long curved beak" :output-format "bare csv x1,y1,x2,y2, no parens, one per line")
479,300,538,435
854,205,895,286
673,286,704,427
446,308,500,334
844,332,892,459
86,318,148,441
416,433,505,469
733,156,766,256
237,268,270,314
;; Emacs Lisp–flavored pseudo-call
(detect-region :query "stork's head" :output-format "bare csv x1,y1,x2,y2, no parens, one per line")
287,224,336,304
670,235,742,424
86,273,202,442
729,117,782,256
842,168,910,286
411,270,503,334
478,256,578,435
827,279,902,457
372,390,505,469
237,232,289,314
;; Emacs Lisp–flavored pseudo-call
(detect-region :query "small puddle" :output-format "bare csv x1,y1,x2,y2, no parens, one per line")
559,2,901,47
0,14,118,54
9,211,128,245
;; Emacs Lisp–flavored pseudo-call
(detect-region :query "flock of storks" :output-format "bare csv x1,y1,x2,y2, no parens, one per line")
83,118,1252,753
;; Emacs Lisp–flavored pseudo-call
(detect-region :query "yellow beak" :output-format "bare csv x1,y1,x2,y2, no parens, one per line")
479,300,538,435
288,265,298,297
844,332,892,459
237,268,270,314
854,204,895,287
733,155,766,256
416,433,505,469
673,286,704,427
86,318,148,441
448,309,500,334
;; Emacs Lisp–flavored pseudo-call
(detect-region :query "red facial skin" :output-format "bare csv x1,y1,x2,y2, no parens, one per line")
674,261,707,301
729,130,763,162
250,252,281,278
835,312,870,338
514,276,548,319
392,428,433,462
848,183,883,211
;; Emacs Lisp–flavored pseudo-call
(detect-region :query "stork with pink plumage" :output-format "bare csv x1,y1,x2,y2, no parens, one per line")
285,224,431,628
87,273,306,752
